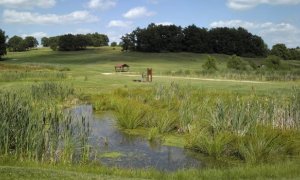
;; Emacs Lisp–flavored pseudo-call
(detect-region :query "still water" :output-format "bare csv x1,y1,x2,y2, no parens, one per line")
67,105,204,171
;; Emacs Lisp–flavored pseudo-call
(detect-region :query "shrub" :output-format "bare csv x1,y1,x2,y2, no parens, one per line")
248,61,258,70
227,55,247,70
202,56,218,71
264,55,282,70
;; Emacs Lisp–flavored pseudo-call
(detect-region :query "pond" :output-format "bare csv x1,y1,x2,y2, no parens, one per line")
67,105,208,171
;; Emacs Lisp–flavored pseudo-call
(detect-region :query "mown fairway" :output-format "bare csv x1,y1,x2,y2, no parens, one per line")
1,47,300,179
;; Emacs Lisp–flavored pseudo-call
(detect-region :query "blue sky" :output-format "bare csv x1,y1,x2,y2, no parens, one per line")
0,0,299,48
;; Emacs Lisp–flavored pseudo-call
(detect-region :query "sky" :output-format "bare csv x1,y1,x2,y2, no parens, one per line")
0,0,299,48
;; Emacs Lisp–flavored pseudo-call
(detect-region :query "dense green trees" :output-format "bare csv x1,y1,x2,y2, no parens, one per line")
270,43,300,60
24,36,38,49
85,33,109,47
0,29,7,59
183,25,209,53
8,36,26,52
41,37,50,47
43,33,109,51
7,35,38,52
121,23,268,57
270,44,289,60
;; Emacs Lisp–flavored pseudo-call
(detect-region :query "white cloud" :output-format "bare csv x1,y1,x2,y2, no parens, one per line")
155,22,174,26
88,0,116,10
0,0,56,8
3,10,99,25
108,20,132,28
209,20,300,47
21,32,48,39
123,7,155,19
227,0,300,10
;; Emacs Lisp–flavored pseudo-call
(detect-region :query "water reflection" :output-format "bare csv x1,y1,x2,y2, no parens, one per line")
67,105,203,171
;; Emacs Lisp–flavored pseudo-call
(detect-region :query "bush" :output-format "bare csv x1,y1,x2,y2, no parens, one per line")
227,55,247,70
248,61,258,70
202,56,218,71
264,55,282,70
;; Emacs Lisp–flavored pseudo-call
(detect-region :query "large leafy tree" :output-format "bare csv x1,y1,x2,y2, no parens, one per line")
0,29,7,59
270,43,290,60
24,36,38,49
8,36,26,52
183,25,209,53
41,37,50,47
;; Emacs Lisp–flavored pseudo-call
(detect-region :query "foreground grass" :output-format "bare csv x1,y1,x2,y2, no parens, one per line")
1,159,300,180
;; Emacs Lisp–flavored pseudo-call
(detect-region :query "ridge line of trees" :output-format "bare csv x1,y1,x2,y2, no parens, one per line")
41,33,109,51
121,23,269,57
7,35,38,52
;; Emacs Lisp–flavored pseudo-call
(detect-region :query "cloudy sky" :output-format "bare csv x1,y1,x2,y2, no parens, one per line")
0,0,299,48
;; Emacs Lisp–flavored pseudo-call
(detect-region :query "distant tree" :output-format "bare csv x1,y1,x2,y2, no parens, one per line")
270,43,290,60
74,34,88,50
202,56,218,71
121,33,136,51
264,55,281,70
58,34,75,51
41,37,50,47
86,33,109,47
48,37,59,51
121,23,267,57
0,29,7,59
227,55,247,70
183,25,209,53
288,48,300,60
111,42,117,47
24,36,38,49
8,36,26,52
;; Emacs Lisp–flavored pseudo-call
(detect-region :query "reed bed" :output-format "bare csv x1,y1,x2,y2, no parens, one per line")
94,83,300,163
0,82,92,164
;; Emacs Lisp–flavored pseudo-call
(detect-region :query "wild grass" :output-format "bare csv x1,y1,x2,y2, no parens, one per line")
93,83,300,164
0,71,67,82
0,82,90,164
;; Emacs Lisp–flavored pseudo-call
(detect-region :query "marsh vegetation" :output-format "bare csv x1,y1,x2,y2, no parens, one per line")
0,47,300,179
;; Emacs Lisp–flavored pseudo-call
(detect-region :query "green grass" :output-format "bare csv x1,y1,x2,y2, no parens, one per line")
1,47,300,95
1,158,300,180
1,47,300,179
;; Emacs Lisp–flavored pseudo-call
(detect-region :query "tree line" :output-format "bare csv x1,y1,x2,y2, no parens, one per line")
121,23,269,57
6,35,38,52
1,27,300,60
270,43,300,60
41,33,109,51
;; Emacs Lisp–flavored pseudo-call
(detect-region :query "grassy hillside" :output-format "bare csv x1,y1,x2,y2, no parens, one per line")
1,47,300,94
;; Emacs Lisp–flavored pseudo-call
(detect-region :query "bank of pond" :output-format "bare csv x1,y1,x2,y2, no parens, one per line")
0,82,300,173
